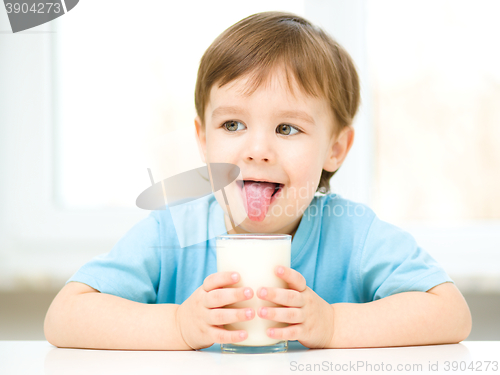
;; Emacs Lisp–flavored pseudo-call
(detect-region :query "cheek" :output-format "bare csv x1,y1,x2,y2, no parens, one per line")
205,133,231,159
282,148,324,196
283,145,321,177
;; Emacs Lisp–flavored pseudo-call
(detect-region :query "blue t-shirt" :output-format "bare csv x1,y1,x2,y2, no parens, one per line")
66,193,454,304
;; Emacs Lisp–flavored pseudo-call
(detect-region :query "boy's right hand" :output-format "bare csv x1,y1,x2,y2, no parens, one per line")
176,272,254,350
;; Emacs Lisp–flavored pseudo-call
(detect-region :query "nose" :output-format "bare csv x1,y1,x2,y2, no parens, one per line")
243,130,275,163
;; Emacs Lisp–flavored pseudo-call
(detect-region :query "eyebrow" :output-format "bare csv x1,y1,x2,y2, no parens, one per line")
276,110,315,126
211,106,315,125
211,106,249,119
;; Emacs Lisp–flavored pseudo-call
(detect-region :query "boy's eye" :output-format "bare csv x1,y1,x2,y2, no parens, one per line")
276,124,300,136
223,120,246,132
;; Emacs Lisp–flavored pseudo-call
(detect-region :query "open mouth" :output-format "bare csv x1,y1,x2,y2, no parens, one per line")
236,180,284,200
235,179,285,221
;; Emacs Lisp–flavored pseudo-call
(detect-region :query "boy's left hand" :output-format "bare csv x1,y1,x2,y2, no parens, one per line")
257,265,334,349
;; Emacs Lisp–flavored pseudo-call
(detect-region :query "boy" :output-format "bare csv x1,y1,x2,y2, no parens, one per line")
44,11,471,350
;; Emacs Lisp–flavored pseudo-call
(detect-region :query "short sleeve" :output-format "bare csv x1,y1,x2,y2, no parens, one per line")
358,215,454,302
65,212,161,304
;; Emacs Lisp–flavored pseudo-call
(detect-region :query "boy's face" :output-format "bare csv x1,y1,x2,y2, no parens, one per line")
195,67,354,236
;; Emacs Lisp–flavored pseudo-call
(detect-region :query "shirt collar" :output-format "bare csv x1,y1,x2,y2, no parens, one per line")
209,193,321,264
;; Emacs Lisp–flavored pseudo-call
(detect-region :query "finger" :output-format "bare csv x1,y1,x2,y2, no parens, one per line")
207,308,255,325
210,327,248,344
258,307,304,324
202,272,240,292
204,287,253,308
257,287,305,307
267,325,301,341
275,266,307,292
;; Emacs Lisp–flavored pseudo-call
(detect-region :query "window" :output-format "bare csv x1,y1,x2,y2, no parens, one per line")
367,0,500,224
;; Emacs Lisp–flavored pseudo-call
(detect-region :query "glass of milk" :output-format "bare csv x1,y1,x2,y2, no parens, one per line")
216,233,291,354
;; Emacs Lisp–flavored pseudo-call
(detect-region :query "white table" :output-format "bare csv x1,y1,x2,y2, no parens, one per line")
0,341,499,374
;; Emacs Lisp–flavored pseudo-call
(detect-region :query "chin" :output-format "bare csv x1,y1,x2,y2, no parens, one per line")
238,217,282,233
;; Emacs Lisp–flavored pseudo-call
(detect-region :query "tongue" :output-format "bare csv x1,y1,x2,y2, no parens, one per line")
243,181,276,221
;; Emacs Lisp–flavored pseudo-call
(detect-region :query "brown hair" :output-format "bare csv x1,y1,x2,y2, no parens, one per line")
194,11,360,194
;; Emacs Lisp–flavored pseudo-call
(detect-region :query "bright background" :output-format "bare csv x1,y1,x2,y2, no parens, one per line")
0,0,499,340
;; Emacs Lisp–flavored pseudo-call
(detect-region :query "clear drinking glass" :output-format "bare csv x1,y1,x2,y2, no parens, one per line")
216,233,292,354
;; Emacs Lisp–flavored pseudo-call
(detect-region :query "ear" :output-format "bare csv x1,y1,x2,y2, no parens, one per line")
323,125,355,172
194,116,207,164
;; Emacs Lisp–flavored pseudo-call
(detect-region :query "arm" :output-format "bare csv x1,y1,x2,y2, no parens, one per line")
45,272,254,351
44,281,191,350
329,282,472,348
256,267,471,349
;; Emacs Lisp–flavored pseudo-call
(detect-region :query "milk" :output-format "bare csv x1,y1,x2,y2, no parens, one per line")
216,234,291,346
